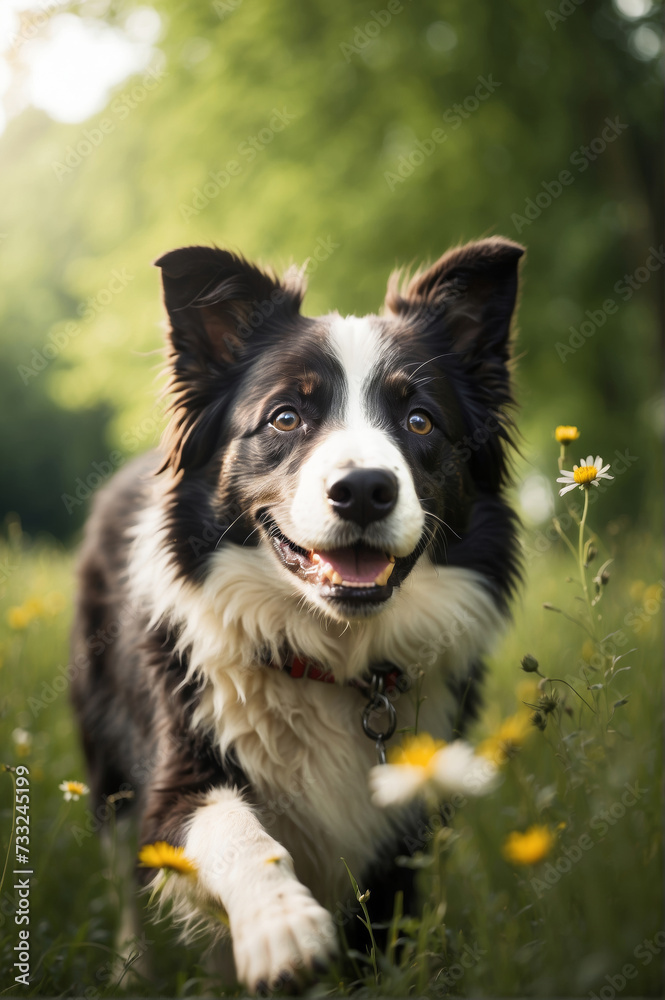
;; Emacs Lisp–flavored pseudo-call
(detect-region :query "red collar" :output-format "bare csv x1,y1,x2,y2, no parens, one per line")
266,652,402,692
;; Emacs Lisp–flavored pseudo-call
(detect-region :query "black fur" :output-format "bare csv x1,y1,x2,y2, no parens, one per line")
70,237,524,984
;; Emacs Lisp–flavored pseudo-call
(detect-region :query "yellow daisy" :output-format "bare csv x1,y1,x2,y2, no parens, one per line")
503,825,555,865
138,841,197,876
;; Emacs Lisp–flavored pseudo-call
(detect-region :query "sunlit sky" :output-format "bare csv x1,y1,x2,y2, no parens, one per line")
0,0,162,134
0,0,659,138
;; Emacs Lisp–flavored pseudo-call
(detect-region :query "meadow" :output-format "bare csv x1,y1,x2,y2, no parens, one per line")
0,446,662,998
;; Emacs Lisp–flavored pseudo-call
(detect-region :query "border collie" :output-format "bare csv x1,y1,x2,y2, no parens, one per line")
71,236,524,992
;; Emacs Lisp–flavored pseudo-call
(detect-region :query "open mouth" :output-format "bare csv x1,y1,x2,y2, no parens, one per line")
262,516,397,605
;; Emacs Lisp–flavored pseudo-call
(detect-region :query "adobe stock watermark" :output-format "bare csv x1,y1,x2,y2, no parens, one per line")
563,579,664,688
60,398,169,514
384,75,501,191
52,61,168,181
510,116,629,233
17,268,134,384
179,107,297,221
588,930,665,1000
545,0,586,31
191,234,340,364
340,0,410,62
6,0,68,55
530,780,648,898
554,245,665,362
212,0,243,19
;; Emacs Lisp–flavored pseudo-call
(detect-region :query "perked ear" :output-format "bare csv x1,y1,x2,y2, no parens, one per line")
154,246,303,472
155,245,303,367
385,237,525,366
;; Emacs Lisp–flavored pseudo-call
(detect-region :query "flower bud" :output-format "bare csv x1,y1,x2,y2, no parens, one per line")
531,711,547,731
586,544,597,565
521,654,539,673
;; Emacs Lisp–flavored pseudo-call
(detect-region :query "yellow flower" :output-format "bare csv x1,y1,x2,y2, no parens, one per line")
555,425,580,444
478,712,532,765
388,732,446,770
59,779,90,801
370,733,499,808
138,841,197,876
503,825,555,865
581,640,595,663
7,606,31,630
557,455,613,496
644,582,664,606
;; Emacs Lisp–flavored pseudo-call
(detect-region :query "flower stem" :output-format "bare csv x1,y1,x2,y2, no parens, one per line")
0,768,16,900
578,488,594,632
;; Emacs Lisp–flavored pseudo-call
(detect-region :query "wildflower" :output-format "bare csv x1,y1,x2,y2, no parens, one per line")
138,841,197,876
557,455,613,496
530,710,547,731
369,733,498,808
503,825,555,865
12,728,32,756
59,779,89,801
7,606,31,630
555,426,580,444
478,712,532,765
537,693,559,715
520,654,539,673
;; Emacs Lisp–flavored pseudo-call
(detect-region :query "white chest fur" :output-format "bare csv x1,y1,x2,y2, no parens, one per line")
131,509,505,903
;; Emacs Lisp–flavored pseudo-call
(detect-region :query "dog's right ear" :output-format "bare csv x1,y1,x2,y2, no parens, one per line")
154,246,303,471
155,246,302,368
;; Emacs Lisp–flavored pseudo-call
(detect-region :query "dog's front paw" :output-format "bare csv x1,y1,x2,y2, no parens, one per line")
230,879,337,993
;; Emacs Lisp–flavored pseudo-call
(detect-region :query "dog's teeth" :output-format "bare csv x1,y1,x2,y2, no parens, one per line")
311,552,321,564
374,562,395,587
388,554,396,564
331,570,343,585
320,561,334,581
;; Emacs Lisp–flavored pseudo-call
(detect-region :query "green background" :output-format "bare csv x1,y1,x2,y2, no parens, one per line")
0,0,662,540
0,1,662,997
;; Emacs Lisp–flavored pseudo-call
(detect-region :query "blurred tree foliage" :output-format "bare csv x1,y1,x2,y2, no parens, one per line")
0,0,661,539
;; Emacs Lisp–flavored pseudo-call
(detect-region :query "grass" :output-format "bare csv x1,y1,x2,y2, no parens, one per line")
0,497,662,997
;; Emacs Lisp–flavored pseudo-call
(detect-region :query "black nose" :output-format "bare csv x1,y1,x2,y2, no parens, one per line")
326,468,398,528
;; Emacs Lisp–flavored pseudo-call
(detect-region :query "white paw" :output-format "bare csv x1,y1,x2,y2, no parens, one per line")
230,880,337,993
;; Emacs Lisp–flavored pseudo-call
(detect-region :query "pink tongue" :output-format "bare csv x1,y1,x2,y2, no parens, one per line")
315,546,390,584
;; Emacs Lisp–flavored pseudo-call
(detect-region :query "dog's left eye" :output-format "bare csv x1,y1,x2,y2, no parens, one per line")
407,410,433,435
271,409,301,432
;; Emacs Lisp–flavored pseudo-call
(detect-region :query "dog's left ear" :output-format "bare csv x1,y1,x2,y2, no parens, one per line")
385,237,525,369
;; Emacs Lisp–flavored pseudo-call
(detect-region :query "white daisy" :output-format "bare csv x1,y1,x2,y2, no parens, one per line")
557,455,614,496
369,733,499,809
59,779,89,802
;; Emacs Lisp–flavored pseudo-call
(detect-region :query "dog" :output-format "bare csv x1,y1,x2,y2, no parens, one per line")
70,235,524,992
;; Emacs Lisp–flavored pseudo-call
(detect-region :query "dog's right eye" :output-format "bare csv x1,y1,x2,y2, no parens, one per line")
270,410,301,432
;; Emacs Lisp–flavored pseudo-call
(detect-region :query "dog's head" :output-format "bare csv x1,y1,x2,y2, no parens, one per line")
155,238,523,622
